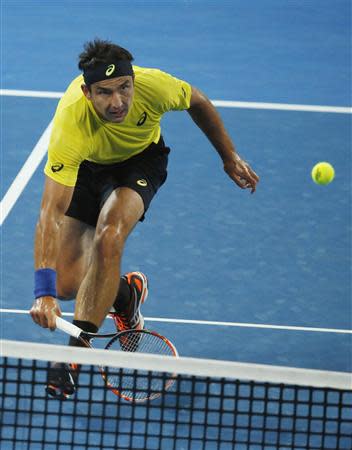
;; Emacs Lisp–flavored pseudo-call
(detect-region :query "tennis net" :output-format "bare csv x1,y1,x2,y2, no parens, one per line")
1,339,351,450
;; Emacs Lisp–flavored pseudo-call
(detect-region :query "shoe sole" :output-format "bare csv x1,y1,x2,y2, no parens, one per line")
129,271,147,330
129,271,148,304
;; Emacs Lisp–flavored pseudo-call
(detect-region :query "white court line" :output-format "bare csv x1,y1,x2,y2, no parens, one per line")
1,308,351,334
212,100,352,114
0,121,53,226
0,89,63,99
1,88,351,114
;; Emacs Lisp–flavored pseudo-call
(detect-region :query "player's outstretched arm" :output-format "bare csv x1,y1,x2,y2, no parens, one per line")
30,177,74,330
187,86,259,193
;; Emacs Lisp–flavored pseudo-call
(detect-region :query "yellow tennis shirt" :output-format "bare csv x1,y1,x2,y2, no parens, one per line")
44,66,192,187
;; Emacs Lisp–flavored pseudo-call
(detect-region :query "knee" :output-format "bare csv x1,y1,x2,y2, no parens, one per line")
94,224,127,260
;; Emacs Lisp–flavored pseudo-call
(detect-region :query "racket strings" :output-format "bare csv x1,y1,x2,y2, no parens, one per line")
103,331,176,401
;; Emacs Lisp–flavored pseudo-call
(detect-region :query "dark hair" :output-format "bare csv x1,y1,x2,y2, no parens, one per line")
78,38,134,71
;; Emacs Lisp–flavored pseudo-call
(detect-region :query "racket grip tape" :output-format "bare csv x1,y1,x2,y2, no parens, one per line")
56,317,82,338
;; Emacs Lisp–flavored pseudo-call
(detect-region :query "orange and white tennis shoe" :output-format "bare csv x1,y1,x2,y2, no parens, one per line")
110,272,148,332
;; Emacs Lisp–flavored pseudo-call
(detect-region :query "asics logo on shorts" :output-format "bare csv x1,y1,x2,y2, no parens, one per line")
137,179,148,187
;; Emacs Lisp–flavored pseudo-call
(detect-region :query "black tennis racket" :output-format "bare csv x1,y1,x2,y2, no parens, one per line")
55,316,178,402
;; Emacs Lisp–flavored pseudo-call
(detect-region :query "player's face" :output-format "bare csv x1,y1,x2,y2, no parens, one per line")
83,76,134,123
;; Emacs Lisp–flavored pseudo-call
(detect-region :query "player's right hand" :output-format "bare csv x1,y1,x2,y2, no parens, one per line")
30,297,62,331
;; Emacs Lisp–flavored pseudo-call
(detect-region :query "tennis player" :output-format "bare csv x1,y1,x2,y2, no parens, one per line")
30,39,259,398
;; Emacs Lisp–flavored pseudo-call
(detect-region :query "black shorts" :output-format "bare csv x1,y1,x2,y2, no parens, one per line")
65,137,170,227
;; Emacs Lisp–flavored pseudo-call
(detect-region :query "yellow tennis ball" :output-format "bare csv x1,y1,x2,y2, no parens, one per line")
311,162,335,185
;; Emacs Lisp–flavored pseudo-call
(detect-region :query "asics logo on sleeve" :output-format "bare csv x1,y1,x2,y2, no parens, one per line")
51,163,64,172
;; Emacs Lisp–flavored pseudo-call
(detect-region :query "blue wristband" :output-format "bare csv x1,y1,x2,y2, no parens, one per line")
34,268,57,299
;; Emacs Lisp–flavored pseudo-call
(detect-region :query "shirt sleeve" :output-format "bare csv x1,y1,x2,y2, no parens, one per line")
153,70,192,114
44,107,88,187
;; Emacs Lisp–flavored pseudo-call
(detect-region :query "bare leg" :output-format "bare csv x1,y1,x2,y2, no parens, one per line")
74,187,144,328
56,217,95,299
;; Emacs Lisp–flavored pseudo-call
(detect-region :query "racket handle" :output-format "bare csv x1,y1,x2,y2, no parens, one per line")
56,316,82,338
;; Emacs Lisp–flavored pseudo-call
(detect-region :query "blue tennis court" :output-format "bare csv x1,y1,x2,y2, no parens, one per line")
1,0,351,379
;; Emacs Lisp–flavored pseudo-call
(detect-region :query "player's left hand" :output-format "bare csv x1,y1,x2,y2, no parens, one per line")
223,155,259,193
